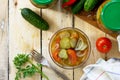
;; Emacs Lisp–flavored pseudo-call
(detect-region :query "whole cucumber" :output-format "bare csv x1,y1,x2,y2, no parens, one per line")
84,0,100,12
21,8,49,30
71,0,86,14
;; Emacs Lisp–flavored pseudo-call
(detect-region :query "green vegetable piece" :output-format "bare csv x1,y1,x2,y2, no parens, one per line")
21,8,49,30
13,54,49,80
84,0,100,11
13,54,29,68
59,31,70,39
60,37,71,49
63,0,69,3
70,38,77,48
58,49,68,59
22,65,37,78
71,0,86,14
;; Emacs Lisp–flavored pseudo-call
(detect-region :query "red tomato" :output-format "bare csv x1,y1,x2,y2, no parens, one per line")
96,37,112,53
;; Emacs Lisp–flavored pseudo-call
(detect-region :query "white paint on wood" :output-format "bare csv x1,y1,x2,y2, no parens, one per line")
9,0,41,80
0,0,8,80
41,1,73,80
8,0,120,80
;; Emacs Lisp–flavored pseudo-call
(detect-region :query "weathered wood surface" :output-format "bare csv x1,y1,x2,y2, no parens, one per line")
7,0,120,80
0,0,8,80
9,0,41,80
42,0,73,80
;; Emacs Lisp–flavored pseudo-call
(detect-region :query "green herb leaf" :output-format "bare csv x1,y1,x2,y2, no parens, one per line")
15,69,22,80
22,65,37,78
13,53,49,80
13,54,29,68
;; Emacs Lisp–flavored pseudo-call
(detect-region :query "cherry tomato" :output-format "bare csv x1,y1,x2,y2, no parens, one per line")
96,37,112,53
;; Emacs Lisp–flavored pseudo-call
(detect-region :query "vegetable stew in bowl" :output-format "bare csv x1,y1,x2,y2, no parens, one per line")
49,27,91,69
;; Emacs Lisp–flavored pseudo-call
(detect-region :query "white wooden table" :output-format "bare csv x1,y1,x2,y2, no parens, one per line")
0,0,120,80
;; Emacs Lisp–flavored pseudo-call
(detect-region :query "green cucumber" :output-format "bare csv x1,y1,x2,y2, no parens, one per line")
71,0,86,14
84,0,100,12
21,8,49,30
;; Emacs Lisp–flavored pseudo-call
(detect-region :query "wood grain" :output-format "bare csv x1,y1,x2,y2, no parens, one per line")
106,35,120,59
9,0,41,80
42,0,73,80
8,0,120,80
0,0,8,80
74,16,106,80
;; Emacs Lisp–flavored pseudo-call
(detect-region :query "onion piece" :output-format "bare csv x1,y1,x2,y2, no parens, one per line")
76,50,87,57
75,38,88,51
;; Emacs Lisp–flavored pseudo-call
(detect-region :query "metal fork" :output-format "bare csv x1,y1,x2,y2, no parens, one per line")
30,50,70,80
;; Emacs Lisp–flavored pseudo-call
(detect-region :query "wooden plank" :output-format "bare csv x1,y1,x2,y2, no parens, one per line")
0,0,8,80
106,35,120,59
74,16,106,80
9,0,41,80
41,0,74,80
8,0,120,80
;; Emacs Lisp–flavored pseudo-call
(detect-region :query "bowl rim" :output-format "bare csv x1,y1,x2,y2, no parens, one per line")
49,27,91,69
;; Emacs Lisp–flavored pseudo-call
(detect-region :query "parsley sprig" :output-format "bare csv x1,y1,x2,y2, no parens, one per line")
13,54,49,80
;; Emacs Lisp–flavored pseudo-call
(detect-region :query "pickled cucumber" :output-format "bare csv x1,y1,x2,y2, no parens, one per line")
58,49,68,59
59,31,70,39
60,37,71,49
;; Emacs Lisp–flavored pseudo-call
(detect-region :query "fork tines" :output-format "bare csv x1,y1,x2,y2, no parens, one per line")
31,50,43,63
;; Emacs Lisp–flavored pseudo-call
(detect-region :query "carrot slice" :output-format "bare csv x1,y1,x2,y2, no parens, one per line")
67,49,77,65
56,36,61,43
53,50,61,62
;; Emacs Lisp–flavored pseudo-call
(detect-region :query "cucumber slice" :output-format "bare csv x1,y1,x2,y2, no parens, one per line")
59,31,70,39
70,38,77,48
60,37,71,49
58,49,68,59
